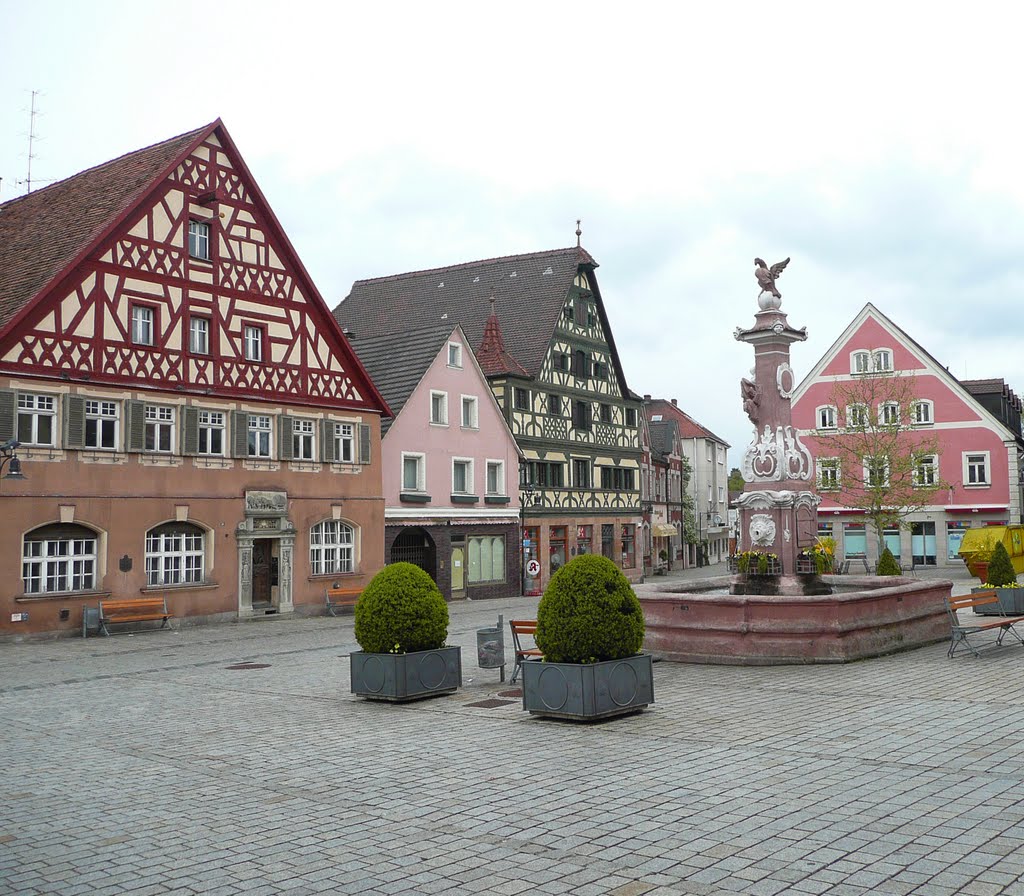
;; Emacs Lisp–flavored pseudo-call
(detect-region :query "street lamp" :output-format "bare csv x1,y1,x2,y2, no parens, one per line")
0,439,25,481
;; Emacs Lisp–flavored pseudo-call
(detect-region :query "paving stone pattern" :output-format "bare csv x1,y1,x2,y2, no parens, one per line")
4,577,1024,895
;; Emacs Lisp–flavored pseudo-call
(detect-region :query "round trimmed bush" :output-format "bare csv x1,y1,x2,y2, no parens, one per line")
354,562,448,654
535,554,644,664
875,547,901,576
986,541,1018,587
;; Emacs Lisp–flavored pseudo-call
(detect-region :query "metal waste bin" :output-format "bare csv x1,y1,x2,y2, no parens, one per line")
476,614,505,681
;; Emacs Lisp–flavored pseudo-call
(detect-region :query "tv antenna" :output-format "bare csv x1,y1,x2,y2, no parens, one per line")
13,90,44,195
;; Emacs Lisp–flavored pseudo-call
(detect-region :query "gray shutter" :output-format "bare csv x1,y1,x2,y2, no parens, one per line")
320,419,336,463
182,407,199,455
126,400,145,452
278,415,294,460
358,424,371,465
232,411,249,458
0,389,15,442
64,395,86,448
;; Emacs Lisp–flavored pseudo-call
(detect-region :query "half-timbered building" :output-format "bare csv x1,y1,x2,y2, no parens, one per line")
334,245,644,590
0,120,389,637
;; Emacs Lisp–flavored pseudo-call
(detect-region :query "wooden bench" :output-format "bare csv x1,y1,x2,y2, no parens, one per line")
946,591,1024,658
98,597,171,637
326,585,362,617
509,619,543,683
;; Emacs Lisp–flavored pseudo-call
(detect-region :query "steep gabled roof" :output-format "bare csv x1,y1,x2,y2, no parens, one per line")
0,122,211,333
645,398,730,447
334,245,619,382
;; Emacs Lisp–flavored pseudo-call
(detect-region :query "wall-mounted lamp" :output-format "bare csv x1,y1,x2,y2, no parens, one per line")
0,439,25,482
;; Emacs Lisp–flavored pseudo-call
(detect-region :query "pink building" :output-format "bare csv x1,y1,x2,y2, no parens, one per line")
792,303,1024,568
346,324,522,600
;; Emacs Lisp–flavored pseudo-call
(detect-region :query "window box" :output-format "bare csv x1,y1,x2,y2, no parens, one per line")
484,495,511,505
450,494,479,504
399,493,431,504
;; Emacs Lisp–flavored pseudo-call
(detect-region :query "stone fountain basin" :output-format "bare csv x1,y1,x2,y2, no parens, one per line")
636,575,951,665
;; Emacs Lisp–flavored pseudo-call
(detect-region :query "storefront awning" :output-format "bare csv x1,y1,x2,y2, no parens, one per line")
652,524,677,538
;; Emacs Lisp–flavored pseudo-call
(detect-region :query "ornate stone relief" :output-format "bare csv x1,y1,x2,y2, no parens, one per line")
741,425,814,483
776,362,795,399
749,515,776,546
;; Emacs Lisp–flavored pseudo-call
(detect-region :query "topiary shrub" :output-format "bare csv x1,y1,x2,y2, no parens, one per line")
985,541,1018,587
875,547,902,576
354,562,448,654
535,554,644,664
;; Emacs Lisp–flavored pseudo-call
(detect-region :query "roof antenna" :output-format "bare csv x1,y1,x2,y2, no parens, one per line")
575,219,582,247
25,89,41,194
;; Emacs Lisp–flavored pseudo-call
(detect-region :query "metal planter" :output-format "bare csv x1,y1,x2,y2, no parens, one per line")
350,646,462,702
521,653,654,721
972,587,1024,616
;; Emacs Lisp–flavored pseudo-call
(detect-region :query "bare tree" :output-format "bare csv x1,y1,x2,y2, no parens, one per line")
813,371,947,555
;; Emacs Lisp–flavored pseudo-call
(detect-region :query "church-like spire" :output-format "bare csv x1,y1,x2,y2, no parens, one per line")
476,297,528,377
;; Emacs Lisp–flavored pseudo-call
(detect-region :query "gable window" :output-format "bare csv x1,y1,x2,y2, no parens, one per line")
625,408,637,427
17,393,56,447
292,418,315,461
548,393,561,415
847,404,869,429
402,453,425,492
198,410,225,455
447,342,462,368
131,305,154,346
573,350,589,379
572,399,592,431
586,304,596,328
85,400,119,450
145,522,205,586
817,458,840,490
817,406,837,430
915,455,937,487
913,401,933,425
563,301,575,322
310,520,356,575
572,458,592,488
430,391,448,425
461,396,478,429
189,219,210,260
334,422,354,463
23,523,98,595
865,456,890,488
486,460,504,495
555,353,570,372
593,361,609,380
513,388,529,411
852,351,871,374
144,405,174,453
600,403,612,424
873,349,893,372
964,452,989,486
243,325,263,362
880,402,900,426
189,316,210,355
248,414,272,458
452,458,473,494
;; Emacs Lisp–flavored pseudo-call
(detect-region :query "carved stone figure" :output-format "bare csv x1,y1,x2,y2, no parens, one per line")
754,257,790,307
749,514,776,547
740,376,761,424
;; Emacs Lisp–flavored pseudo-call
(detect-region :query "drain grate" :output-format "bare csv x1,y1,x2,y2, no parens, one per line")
497,689,523,698
225,662,271,670
466,698,516,708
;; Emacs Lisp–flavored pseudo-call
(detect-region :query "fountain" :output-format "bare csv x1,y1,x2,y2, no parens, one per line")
636,260,952,664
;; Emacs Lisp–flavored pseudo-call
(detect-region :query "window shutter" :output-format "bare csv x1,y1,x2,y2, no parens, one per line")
64,395,86,448
182,407,199,455
232,411,249,458
0,389,15,442
126,400,145,452
320,420,336,463
278,415,294,460
358,424,372,465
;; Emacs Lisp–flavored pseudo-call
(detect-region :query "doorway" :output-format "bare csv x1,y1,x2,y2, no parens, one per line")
252,539,273,607
451,545,466,599
390,527,437,580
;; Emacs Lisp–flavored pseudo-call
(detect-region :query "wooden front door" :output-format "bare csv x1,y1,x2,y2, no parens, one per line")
252,540,272,605
451,546,465,598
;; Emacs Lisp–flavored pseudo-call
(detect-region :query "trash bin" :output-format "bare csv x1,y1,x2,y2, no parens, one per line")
477,614,505,680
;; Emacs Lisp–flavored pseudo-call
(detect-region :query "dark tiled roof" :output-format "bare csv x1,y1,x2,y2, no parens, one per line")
0,122,212,333
334,246,596,379
346,325,456,436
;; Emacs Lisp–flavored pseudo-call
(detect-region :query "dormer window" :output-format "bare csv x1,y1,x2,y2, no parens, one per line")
189,220,210,261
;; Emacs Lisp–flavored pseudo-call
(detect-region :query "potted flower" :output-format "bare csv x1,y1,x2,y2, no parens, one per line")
521,554,652,721
351,562,461,701
972,541,1024,615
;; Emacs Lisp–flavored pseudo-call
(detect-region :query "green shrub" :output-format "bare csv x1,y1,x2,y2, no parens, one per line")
535,554,644,664
985,541,1018,587
875,547,901,576
354,562,448,654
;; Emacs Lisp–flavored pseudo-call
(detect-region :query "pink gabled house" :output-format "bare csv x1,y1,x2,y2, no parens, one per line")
345,323,522,600
792,303,1024,569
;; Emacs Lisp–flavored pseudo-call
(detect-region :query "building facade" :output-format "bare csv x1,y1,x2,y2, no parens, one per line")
639,412,685,573
0,121,389,637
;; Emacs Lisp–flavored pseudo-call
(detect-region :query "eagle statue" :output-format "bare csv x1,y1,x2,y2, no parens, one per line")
754,257,790,301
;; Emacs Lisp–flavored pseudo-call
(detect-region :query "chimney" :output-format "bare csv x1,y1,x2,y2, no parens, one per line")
643,394,651,402
671,398,678,407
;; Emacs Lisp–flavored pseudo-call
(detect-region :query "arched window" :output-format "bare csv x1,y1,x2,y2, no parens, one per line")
23,523,98,594
310,520,356,575
145,522,206,586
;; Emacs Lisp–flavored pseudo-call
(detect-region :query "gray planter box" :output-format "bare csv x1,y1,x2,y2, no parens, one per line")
971,587,1024,616
351,646,461,702
521,653,654,721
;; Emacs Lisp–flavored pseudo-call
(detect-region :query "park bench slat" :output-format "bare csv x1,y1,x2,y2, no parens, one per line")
97,597,171,637
326,586,361,617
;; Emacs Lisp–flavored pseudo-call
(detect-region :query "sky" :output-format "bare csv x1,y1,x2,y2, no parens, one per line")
3,1,1023,461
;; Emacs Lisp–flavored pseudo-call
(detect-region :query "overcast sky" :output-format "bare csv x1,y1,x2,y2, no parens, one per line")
3,1,1022,459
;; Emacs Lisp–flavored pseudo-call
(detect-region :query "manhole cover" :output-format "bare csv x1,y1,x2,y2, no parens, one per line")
497,689,523,698
466,698,516,708
225,663,271,670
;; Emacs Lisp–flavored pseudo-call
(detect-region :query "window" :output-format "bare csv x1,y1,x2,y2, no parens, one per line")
555,353,570,372
144,405,174,452
461,396,478,429
847,404,868,428
965,452,989,486
865,456,890,488
880,402,900,426
310,520,355,575
17,393,55,446
447,342,462,368
572,458,591,488
913,401,933,425
915,455,937,487
563,302,575,322
244,325,263,362
549,526,568,574
586,305,596,328
486,461,504,495
572,400,592,431
852,351,871,374
625,408,637,427
131,305,154,346
22,524,97,594
292,418,315,461
873,349,893,372
621,524,636,568
601,523,614,559
843,523,867,558
145,522,205,586
818,458,840,490
452,458,473,494
189,317,210,355
198,410,225,455
468,535,505,584
600,467,636,490
402,453,425,491
522,460,564,488
85,400,119,450
548,393,560,415
600,403,612,423
248,414,272,458
576,525,593,555
430,391,448,425
817,406,837,430
334,422,354,463
513,387,529,411
593,361,609,380
189,220,210,260
573,350,589,379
